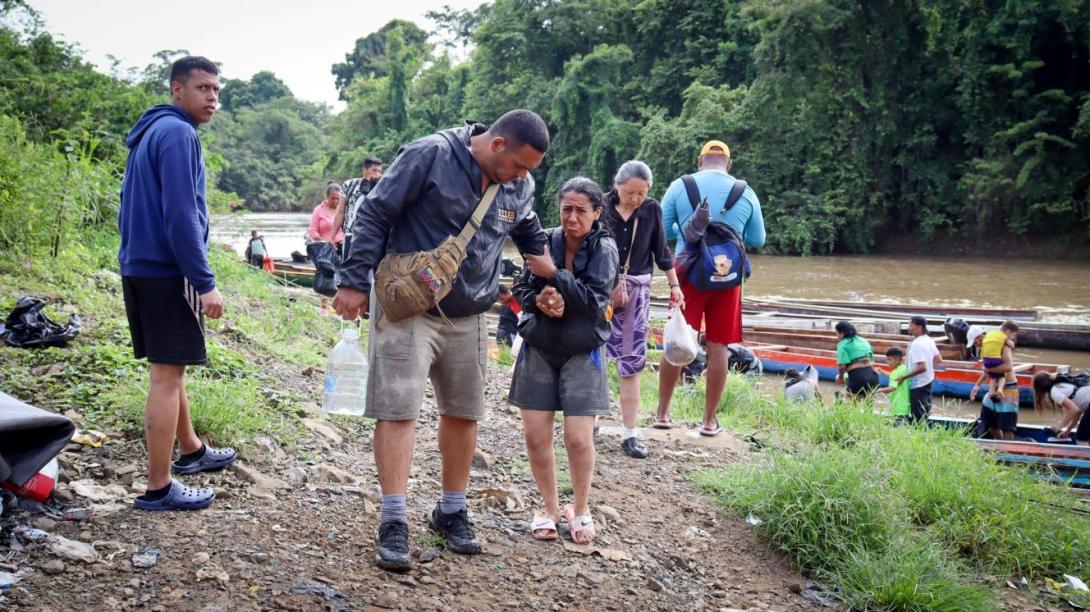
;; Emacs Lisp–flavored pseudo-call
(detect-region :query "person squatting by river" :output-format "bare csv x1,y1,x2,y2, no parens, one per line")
601,160,683,459
655,140,766,437
333,109,551,572
118,55,237,511
509,176,618,544
1035,371,1090,444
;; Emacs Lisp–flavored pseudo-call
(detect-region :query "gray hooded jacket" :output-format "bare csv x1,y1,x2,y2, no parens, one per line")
339,122,547,318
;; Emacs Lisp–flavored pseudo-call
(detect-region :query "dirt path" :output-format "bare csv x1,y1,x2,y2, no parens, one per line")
2,364,821,611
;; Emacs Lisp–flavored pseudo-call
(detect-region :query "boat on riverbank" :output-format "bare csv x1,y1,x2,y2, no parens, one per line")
743,327,966,360
749,343,1069,405
270,260,314,287
773,299,1039,321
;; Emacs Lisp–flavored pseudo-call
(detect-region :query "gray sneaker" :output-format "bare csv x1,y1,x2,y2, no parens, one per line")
374,521,412,572
428,504,482,554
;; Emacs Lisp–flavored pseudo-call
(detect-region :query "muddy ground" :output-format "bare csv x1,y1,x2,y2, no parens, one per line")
0,360,838,611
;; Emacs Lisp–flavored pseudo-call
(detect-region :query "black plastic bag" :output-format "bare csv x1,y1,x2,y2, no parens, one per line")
3,297,82,348
307,242,339,298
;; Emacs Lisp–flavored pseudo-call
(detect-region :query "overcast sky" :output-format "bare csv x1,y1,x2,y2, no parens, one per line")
24,0,484,110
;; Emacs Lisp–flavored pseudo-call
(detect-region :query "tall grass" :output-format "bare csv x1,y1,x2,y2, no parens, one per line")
0,228,332,449
692,380,1090,610
0,115,119,257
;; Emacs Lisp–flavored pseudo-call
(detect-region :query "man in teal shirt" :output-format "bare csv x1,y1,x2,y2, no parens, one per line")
654,140,766,437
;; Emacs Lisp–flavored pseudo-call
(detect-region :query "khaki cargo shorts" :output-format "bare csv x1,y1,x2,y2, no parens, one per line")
364,296,489,421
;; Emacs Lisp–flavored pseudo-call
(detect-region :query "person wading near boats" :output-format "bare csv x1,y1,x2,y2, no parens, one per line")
968,321,1020,403
245,230,267,268
969,321,1021,439
903,315,944,422
333,110,550,572
334,155,383,263
1035,372,1090,444
834,321,879,398
509,177,617,544
602,161,684,459
656,140,766,437
118,56,237,511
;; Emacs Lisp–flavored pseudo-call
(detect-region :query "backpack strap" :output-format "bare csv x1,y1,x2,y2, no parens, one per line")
681,175,702,209
719,180,748,220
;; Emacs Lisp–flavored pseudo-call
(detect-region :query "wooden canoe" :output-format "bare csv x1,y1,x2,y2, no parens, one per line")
742,328,966,361
748,343,1068,405
270,261,315,286
773,299,1039,321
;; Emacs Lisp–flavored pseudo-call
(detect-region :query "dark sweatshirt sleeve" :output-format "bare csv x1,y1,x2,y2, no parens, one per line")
159,135,216,294
649,201,674,271
339,142,436,292
553,237,619,318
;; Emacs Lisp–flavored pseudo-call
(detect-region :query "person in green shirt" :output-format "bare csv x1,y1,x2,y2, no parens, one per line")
834,321,879,398
879,347,911,421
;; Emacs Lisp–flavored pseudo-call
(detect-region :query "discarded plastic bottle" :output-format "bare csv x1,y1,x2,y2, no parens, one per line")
322,325,367,416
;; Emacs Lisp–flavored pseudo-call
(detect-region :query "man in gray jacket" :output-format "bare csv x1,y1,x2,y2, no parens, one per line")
334,109,549,572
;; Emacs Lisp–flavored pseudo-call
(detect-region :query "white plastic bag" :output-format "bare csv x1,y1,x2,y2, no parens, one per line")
663,309,698,366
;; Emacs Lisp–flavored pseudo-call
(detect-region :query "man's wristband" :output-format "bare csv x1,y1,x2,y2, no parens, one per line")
670,284,680,289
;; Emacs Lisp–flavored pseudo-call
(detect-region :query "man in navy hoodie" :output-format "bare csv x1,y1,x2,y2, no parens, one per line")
118,56,237,511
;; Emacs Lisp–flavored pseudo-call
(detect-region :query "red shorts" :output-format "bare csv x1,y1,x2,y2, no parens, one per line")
680,279,742,345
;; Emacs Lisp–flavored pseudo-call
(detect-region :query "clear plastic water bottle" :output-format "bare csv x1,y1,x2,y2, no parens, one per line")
322,325,367,416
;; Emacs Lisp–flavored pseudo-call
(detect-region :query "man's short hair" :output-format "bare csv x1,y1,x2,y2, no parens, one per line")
498,285,511,295
490,109,550,153
910,315,928,330
886,347,904,359
170,56,220,85
1000,320,1020,333
363,156,383,169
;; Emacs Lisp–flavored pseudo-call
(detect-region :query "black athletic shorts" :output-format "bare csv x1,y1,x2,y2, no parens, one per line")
122,276,207,365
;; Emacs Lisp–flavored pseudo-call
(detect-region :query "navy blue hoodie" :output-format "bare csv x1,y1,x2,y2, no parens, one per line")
118,104,215,294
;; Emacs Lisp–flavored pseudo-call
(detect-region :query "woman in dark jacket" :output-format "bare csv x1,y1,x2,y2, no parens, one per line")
602,160,684,459
511,177,618,545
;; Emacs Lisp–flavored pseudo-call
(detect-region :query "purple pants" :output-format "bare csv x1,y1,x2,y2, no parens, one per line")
606,274,651,377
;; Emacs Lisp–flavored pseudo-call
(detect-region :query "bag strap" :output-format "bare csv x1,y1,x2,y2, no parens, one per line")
719,180,748,220
619,217,640,275
681,175,702,209
456,183,500,243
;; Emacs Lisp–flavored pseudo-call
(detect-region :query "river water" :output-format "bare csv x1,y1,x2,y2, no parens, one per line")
211,212,1090,421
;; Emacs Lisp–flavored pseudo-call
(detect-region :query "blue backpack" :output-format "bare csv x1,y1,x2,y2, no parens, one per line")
679,175,751,291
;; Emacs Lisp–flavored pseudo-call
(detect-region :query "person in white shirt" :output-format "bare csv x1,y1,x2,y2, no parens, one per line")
901,316,943,422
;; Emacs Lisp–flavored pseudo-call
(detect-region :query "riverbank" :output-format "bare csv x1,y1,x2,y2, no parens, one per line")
0,234,816,609
2,234,1087,610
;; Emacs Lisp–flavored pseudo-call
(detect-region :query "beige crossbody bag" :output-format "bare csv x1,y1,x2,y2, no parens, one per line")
373,184,499,323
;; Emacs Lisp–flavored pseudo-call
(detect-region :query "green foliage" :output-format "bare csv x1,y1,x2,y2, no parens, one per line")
331,20,430,98
322,0,1090,252
694,389,1090,610
0,115,119,256
0,229,333,449
208,96,329,211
